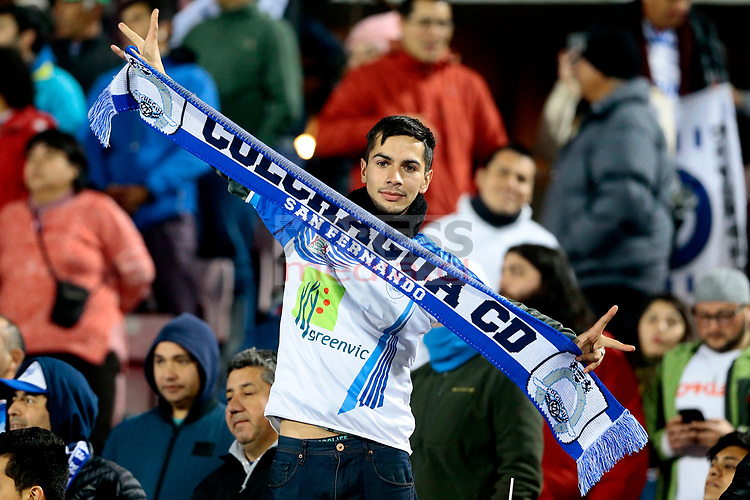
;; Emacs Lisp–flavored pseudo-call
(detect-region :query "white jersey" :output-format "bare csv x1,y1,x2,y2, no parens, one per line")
251,194,471,453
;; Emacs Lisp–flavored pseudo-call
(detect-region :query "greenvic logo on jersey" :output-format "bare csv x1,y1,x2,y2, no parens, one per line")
291,262,411,415
291,266,371,362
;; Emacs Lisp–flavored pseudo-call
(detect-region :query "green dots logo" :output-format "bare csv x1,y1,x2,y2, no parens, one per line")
292,267,346,333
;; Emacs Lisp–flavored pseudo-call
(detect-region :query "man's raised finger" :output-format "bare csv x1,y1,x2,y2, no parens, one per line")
600,336,636,352
145,9,159,45
118,21,145,50
110,44,126,60
591,305,618,333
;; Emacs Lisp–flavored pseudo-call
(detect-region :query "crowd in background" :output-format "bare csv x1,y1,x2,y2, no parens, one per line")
1,0,750,498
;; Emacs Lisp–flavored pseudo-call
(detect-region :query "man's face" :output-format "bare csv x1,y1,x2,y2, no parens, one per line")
573,56,606,103
642,0,692,30
225,366,275,451
0,14,19,48
52,0,99,40
153,341,201,411
400,0,453,63
360,134,433,215
119,2,151,43
7,391,51,432
694,302,749,353
704,445,749,500
475,149,535,216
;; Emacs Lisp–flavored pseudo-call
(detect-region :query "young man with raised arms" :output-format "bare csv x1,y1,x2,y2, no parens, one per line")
110,12,632,498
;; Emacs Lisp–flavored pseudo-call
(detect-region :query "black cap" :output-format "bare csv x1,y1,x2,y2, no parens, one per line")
581,23,641,80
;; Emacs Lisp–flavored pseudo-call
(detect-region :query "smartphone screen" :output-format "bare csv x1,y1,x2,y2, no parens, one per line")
679,409,705,423
566,32,586,54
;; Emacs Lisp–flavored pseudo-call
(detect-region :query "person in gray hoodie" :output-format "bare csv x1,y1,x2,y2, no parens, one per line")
542,23,676,345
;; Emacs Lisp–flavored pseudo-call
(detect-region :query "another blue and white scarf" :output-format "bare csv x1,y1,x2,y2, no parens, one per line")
89,47,648,494
66,440,91,490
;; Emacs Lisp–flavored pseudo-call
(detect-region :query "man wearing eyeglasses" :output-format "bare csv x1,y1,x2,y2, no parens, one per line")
645,267,750,500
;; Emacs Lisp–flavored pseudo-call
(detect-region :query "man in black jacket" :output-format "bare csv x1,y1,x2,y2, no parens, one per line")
192,348,278,500
719,454,750,499
0,357,146,500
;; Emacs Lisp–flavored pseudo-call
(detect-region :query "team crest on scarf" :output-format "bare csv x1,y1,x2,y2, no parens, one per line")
529,353,607,444
127,57,182,134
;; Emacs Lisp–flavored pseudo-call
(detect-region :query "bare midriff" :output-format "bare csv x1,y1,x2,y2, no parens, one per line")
279,419,342,439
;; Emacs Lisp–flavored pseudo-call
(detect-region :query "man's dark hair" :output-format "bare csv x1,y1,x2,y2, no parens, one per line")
0,315,25,354
227,348,277,386
708,431,750,460
0,47,34,109
26,130,89,191
498,143,533,160
479,142,534,172
365,115,436,171
116,0,174,23
0,5,50,56
0,427,68,500
398,0,450,18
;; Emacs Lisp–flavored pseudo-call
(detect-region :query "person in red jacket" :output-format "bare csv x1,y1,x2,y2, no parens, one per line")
0,129,155,452
500,244,649,500
313,0,508,217
0,47,55,210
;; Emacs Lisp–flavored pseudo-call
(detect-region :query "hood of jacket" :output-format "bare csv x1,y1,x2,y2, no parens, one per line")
590,77,651,117
15,357,98,445
144,313,220,421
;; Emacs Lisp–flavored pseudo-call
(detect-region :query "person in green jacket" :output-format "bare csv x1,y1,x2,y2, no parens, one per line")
644,268,750,500
411,262,543,500
180,0,302,148
411,331,543,500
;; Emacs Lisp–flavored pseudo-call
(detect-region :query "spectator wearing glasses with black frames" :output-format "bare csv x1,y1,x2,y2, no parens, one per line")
644,267,750,500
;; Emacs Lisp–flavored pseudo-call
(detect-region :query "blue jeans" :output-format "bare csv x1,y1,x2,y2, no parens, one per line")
269,435,417,500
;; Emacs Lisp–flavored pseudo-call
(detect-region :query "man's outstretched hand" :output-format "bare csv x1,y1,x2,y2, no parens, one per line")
110,8,165,75
573,305,635,373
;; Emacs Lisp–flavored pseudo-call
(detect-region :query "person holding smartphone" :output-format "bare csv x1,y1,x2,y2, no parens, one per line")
644,268,750,500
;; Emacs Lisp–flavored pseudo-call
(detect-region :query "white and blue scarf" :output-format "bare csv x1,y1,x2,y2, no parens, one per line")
66,440,91,490
89,47,647,494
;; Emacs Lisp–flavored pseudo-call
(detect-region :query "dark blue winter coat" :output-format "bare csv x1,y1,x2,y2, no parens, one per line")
102,314,233,500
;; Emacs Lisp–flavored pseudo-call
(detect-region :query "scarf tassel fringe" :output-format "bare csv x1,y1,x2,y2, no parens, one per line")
576,410,649,495
88,85,116,147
